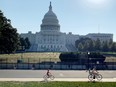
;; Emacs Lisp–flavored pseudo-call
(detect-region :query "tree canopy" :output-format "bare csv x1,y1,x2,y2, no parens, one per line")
18,37,31,51
75,38,116,52
0,10,19,54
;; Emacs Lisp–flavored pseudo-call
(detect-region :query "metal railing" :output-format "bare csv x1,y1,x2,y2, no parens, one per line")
0,57,116,70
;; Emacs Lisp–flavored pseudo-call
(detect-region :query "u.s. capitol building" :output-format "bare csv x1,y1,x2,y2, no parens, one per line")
20,2,113,52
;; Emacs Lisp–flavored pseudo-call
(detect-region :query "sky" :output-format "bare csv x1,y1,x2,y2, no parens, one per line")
0,0,116,41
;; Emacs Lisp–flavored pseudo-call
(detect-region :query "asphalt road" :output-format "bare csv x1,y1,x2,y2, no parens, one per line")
0,70,116,78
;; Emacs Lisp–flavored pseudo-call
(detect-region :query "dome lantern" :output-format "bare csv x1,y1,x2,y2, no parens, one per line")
41,2,60,29
49,1,52,11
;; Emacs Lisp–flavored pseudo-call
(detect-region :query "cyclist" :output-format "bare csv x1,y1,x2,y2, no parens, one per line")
46,69,51,78
92,67,98,79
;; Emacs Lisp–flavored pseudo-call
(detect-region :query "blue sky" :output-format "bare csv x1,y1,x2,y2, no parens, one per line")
0,0,116,41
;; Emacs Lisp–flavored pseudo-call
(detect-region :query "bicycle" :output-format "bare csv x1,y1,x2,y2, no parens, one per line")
87,69,102,81
43,74,55,80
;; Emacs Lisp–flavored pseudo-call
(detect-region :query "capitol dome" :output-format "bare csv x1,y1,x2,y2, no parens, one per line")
41,2,60,27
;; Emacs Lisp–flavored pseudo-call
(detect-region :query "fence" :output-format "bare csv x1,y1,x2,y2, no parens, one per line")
0,57,116,70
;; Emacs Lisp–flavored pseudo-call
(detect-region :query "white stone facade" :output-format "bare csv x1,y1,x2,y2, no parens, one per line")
86,33,113,42
20,2,113,52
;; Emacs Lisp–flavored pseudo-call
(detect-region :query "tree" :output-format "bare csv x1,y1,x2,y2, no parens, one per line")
111,42,116,52
89,40,95,51
94,38,101,52
19,37,31,51
0,10,19,54
19,37,26,50
25,37,31,49
78,43,84,51
102,41,109,52
75,38,95,52
59,52,79,62
108,39,113,51
0,10,4,37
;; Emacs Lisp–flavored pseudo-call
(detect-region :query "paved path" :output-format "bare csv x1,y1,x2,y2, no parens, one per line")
0,78,116,82
0,70,116,78
0,70,116,82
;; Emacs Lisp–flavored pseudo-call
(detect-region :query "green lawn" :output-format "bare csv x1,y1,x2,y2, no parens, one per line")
0,52,60,63
0,52,116,63
0,82,116,87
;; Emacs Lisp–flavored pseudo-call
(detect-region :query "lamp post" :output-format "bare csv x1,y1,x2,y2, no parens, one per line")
96,61,99,69
97,61,99,64
87,52,90,69
21,46,25,61
89,58,91,69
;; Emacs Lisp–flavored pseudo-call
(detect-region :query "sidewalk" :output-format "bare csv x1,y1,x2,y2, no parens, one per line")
0,78,116,82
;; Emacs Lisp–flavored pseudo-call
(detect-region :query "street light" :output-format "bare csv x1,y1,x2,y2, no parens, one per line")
21,46,25,62
97,61,99,64
96,61,99,69
87,52,90,69
89,58,91,69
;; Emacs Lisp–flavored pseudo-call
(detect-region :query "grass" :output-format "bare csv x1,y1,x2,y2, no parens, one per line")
0,52,116,63
105,57,116,62
0,82,116,87
102,52,116,54
0,52,60,63
0,52,60,59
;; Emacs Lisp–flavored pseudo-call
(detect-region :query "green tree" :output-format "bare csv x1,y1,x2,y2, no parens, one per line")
0,10,19,54
19,37,26,50
102,41,109,52
94,38,101,52
78,43,84,51
75,38,95,52
19,37,31,51
108,39,113,51
25,37,30,49
111,42,116,52
83,40,90,51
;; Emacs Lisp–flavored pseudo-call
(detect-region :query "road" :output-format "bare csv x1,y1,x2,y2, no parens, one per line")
0,70,116,78
0,70,116,82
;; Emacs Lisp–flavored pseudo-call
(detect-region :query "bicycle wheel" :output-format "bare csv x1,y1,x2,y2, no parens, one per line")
88,74,94,81
43,75,48,80
96,74,102,81
50,75,55,80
